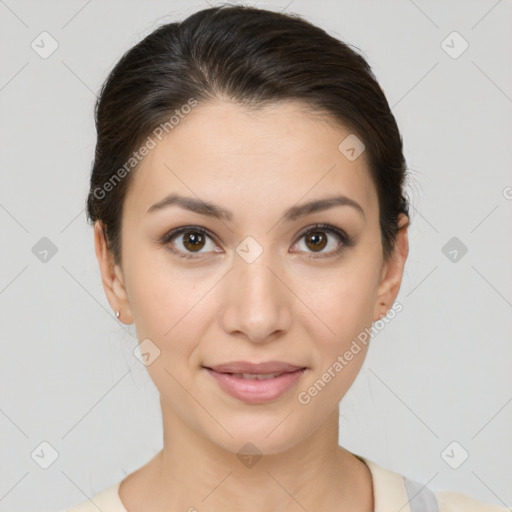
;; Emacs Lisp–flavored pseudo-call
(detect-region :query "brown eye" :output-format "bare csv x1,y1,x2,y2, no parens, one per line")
293,223,352,258
305,231,328,252
182,231,206,252
160,226,220,259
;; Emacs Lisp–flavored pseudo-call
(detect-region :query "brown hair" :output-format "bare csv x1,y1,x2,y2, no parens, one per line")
86,4,410,265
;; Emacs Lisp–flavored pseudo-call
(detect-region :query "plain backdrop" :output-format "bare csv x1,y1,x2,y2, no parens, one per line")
1,0,511,510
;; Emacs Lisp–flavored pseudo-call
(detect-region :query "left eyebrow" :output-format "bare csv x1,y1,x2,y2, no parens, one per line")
146,193,365,222
283,195,365,222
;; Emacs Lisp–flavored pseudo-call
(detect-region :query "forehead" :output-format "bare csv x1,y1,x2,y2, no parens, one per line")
124,100,377,223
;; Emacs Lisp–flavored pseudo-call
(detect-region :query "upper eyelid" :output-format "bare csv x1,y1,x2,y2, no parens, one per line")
163,223,348,251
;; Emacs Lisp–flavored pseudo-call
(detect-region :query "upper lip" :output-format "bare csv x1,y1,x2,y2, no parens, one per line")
204,361,306,374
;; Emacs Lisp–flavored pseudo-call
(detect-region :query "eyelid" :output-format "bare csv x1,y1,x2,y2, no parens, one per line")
158,225,220,260
159,223,353,259
294,223,349,244
291,223,353,256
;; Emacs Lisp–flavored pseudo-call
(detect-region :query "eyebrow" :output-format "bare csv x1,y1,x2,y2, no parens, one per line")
146,193,365,222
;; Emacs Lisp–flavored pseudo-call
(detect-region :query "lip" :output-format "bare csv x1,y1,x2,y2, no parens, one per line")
203,361,307,404
205,361,305,374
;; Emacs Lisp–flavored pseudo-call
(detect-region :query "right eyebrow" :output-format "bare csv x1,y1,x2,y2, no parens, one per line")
146,193,365,222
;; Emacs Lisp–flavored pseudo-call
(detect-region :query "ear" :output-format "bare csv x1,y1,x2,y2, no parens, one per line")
93,221,134,324
372,213,409,322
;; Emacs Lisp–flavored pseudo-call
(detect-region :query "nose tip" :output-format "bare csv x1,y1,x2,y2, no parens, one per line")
218,254,292,343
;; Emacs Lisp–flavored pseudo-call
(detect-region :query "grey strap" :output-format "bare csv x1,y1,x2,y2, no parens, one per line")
403,476,440,512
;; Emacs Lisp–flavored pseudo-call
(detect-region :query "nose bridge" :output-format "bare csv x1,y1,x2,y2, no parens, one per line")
219,243,291,342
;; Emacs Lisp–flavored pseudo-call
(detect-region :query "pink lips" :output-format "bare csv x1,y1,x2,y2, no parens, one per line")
203,361,307,404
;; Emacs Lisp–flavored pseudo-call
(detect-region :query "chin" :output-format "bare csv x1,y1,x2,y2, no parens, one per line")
202,421,305,458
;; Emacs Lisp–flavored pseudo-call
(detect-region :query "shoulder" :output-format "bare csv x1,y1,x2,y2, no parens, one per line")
436,490,510,512
358,455,509,512
64,481,126,512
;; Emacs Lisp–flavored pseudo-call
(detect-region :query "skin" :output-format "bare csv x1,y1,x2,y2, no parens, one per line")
94,99,409,511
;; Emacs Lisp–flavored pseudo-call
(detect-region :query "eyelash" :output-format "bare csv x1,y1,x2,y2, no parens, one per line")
158,223,354,260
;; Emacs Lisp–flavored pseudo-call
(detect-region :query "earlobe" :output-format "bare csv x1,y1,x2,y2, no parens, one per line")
372,213,409,322
93,221,134,324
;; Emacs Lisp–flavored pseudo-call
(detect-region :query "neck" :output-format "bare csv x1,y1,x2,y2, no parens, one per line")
122,401,373,512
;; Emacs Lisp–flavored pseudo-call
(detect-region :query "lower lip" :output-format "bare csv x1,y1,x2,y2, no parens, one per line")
204,368,307,404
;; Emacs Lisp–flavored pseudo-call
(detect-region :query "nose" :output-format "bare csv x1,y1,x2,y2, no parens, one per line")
218,249,292,343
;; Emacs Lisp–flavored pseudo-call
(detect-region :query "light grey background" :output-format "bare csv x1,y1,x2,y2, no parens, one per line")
1,0,511,510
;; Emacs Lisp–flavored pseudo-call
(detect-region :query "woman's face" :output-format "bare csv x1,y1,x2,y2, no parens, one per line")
96,100,408,455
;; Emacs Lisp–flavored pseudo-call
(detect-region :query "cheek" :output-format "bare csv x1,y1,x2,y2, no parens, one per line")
295,263,378,395
124,252,207,354
124,237,187,317
126,267,208,400
298,264,378,345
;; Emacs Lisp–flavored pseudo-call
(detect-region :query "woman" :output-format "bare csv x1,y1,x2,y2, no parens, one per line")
67,4,507,511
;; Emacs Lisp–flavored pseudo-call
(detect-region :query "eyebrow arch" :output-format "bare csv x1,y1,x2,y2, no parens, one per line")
146,193,365,222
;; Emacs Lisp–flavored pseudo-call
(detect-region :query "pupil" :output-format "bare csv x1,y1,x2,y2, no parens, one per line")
184,232,204,252
307,232,327,251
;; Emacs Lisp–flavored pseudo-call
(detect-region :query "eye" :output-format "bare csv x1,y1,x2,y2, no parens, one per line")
159,223,353,260
159,226,221,260
291,223,353,258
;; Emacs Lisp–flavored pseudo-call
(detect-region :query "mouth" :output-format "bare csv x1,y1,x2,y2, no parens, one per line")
204,361,306,374
202,362,308,404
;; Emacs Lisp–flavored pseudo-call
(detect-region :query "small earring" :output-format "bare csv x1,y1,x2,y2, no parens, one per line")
115,311,120,319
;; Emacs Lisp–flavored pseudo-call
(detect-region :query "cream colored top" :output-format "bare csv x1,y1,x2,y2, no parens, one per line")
64,455,509,511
